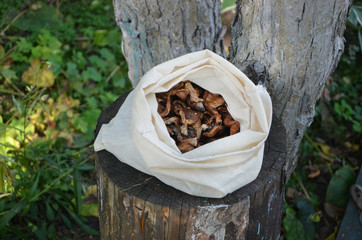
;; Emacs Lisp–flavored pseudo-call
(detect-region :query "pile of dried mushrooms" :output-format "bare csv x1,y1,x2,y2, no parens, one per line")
156,81,240,153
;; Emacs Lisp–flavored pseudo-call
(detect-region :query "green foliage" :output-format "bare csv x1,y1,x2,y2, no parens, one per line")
0,0,27,28
12,3,57,33
326,166,356,208
328,71,362,134
284,198,316,240
284,208,306,240
221,0,236,12
348,5,362,49
0,0,131,238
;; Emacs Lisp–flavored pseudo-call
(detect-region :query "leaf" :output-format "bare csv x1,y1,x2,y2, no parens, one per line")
82,67,102,82
308,170,320,179
80,202,98,217
78,164,95,171
93,30,108,46
317,143,333,156
83,108,101,130
47,223,56,237
22,58,55,87
309,212,320,223
324,202,344,218
29,173,40,199
283,208,306,240
297,198,315,240
34,222,47,240
358,30,362,56
0,44,4,59
85,184,97,197
0,163,4,192
73,168,82,216
58,211,72,229
12,96,23,116
46,201,55,221
13,4,57,32
325,227,338,240
73,108,101,134
66,62,79,77
73,117,88,134
0,199,28,230
85,97,98,107
73,51,87,69
89,55,106,71
284,199,316,240
72,132,93,148
1,69,18,80
326,166,356,208
348,6,362,27
0,160,14,192
17,38,33,53
90,0,102,10
100,48,115,61
64,207,99,235
221,0,236,12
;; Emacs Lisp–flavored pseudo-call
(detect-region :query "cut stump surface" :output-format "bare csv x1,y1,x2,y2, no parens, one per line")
95,92,286,239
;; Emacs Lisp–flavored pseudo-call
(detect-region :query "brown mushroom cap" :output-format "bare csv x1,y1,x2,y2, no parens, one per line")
224,115,240,135
202,125,224,138
230,122,240,135
183,107,203,124
175,88,190,101
156,80,240,153
185,81,205,111
203,91,225,109
178,138,198,153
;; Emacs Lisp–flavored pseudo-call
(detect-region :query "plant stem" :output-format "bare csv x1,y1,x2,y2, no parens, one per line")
304,133,321,154
294,172,312,201
0,88,23,96
0,46,17,65
29,158,89,203
0,10,27,36
4,77,25,96
105,65,120,83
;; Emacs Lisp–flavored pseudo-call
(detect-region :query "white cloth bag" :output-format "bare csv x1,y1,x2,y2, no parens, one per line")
94,50,272,198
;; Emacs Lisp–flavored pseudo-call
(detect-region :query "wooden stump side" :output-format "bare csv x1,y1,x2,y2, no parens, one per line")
95,93,286,239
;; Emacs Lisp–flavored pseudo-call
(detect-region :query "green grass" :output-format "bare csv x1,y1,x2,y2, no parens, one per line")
0,0,131,238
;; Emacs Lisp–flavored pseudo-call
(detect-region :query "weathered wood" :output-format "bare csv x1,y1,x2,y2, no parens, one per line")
95,92,286,239
113,0,225,86
229,0,352,177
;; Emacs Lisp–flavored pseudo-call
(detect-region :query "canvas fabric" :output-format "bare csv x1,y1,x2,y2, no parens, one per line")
94,50,272,198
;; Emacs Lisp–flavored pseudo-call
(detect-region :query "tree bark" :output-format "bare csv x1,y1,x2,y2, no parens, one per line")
95,0,352,238
113,0,225,86
229,0,352,177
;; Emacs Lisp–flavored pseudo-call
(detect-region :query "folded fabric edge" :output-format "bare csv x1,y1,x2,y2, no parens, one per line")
94,127,106,151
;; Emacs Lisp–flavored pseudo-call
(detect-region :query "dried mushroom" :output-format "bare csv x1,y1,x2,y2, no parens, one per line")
156,80,240,153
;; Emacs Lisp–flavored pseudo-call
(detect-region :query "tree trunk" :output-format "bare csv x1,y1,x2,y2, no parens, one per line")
95,91,286,239
113,0,225,86
229,0,352,177
95,0,352,238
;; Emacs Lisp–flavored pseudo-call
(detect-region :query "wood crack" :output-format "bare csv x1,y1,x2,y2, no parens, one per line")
121,177,154,192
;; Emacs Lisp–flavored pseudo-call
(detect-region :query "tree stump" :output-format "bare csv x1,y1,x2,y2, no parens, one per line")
95,92,286,239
